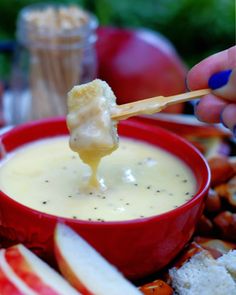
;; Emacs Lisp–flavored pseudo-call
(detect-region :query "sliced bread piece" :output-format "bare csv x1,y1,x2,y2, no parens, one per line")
218,250,236,281
169,251,236,295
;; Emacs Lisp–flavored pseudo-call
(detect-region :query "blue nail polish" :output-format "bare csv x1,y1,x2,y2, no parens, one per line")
233,125,236,138
195,100,200,107
208,69,232,90
194,101,200,118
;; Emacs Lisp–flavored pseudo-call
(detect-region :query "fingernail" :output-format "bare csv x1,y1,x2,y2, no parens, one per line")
195,100,200,107
208,69,232,89
233,125,236,137
194,100,200,118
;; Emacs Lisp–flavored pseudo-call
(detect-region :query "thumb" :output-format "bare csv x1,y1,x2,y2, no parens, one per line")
208,68,236,101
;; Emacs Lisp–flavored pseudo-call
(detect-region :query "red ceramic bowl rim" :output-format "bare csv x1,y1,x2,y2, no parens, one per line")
0,117,210,228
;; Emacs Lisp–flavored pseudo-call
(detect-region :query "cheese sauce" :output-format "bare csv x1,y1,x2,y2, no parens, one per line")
0,136,196,221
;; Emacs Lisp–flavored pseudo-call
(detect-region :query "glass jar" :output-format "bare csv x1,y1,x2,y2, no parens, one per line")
7,3,98,125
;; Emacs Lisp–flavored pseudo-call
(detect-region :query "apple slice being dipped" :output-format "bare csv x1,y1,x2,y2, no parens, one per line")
54,223,142,295
0,249,36,295
4,244,80,295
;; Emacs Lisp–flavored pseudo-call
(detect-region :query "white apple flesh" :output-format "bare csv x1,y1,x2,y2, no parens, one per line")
4,244,80,295
54,223,142,295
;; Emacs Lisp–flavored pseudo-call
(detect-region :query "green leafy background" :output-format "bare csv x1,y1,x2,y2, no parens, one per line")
0,0,235,80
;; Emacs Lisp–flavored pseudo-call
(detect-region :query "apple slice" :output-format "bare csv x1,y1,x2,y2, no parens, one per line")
54,223,142,295
0,249,36,295
5,244,80,295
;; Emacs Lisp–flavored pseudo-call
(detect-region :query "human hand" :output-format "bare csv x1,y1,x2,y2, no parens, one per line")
187,46,236,135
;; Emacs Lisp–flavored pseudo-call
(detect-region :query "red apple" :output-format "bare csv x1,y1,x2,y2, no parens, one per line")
54,223,142,295
4,244,80,295
0,249,36,295
0,267,25,295
96,26,187,113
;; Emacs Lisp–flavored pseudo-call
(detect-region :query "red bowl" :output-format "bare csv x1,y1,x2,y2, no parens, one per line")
0,117,210,279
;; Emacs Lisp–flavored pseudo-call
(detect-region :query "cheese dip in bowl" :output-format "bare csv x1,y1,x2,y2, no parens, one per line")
0,118,210,279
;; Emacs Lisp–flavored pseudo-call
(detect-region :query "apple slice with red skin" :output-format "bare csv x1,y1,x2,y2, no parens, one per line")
4,244,80,295
54,223,142,295
0,266,25,295
0,249,36,295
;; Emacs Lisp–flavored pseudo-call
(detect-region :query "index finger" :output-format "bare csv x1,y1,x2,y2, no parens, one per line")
187,46,236,90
